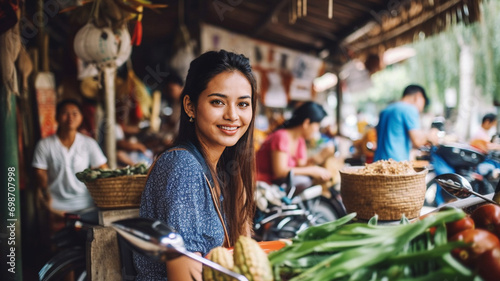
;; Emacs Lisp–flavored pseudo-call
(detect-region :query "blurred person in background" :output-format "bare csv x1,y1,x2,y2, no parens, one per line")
470,113,500,151
374,84,438,162
160,72,184,148
256,101,333,191
470,113,500,182
32,99,108,233
115,123,153,167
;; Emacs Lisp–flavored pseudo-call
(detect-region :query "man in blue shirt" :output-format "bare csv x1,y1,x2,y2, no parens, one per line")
374,84,433,161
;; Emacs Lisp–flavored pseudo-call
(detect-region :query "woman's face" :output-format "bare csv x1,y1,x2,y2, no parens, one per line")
304,121,321,141
189,71,253,151
56,104,83,131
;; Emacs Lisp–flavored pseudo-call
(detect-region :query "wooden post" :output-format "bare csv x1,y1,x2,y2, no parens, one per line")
335,76,343,136
87,226,122,280
103,66,117,169
150,90,162,132
87,208,139,281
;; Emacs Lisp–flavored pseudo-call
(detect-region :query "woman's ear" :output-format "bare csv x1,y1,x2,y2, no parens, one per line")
302,118,311,128
183,95,195,119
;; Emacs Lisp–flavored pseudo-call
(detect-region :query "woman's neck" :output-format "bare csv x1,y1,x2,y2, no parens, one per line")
285,126,303,140
57,130,77,148
198,142,224,171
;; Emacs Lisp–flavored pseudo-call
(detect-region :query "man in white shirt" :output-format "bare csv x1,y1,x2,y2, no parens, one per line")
32,99,107,232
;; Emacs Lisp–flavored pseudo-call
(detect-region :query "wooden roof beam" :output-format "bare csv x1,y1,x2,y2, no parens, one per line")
348,0,462,52
265,24,326,49
272,21,338,41
253,0,290,36
336,2,399,43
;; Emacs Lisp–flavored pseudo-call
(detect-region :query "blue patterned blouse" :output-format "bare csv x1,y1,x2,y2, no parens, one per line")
133,144,225,280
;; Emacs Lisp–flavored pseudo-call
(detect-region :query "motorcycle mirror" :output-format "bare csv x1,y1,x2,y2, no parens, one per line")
434,173,500,206
112,217,184,261
111,218,249,281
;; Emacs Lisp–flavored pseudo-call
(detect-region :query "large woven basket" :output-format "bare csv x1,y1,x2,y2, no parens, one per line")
85,174,147,209
340,167,427,221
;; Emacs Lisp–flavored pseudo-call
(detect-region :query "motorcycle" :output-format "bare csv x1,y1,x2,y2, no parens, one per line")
425,143,494,207
476,150,500,188
38,208,99,281
253,171,346,241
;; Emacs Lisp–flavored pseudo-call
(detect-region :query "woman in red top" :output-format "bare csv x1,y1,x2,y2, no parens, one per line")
256,101,332,189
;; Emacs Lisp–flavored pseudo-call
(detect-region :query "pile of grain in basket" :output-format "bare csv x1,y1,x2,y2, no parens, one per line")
353,159,416,175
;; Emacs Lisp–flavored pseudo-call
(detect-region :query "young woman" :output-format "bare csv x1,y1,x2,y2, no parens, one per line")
256,101,333,189
32,99,108,233
134,50,257,280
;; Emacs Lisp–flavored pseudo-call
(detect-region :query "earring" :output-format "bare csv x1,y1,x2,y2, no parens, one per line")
189,116,194,122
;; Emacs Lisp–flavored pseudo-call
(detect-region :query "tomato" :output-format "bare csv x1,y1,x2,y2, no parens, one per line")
418,211,443,235
476,247,500,281
470,203,500,238
449,229,500,267
446,216,475,238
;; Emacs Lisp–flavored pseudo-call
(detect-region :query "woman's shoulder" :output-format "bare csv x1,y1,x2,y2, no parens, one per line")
267,129,290,145
267,128,288,140
146,148,207,193
155,147,202,171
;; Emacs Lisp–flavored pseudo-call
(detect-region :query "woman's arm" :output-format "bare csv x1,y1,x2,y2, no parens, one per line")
270,150,332,182
270,150,293,179
307,146,335,166
166,254,203,281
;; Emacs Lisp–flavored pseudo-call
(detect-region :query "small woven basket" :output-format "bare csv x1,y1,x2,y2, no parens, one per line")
85,174,147,209
340,167,427,221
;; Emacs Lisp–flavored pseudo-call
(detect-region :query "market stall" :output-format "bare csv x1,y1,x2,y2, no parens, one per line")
1,1,491,281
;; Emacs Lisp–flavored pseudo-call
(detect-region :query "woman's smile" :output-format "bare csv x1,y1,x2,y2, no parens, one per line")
218,125,240,134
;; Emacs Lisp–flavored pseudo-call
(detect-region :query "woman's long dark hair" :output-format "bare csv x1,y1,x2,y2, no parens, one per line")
175,50,257,244
281,101,327,129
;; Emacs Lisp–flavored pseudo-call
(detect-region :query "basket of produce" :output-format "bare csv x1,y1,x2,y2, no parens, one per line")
76,163,149,209
339,160,427,221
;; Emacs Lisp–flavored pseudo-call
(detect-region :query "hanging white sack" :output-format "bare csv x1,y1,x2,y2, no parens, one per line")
74,22,132,79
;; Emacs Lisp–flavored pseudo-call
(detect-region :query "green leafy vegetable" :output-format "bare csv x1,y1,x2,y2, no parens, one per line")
75,163,149,183
270,208,481,281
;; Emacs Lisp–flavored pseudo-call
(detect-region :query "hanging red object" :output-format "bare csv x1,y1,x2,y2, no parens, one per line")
131,5,143,46
131,19,142,46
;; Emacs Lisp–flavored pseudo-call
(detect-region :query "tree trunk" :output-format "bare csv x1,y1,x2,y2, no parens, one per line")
455,36,475,142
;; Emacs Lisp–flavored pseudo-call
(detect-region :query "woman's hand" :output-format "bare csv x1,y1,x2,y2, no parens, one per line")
166,254,203,280
309,166,333,182
308,146,335,166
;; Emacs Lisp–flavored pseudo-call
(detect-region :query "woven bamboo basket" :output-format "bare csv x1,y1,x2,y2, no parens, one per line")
339,167,427,221
85,174,147,209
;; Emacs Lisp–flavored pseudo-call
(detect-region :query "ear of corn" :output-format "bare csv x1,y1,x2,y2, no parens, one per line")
233,236,273,281
203,246,235,281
